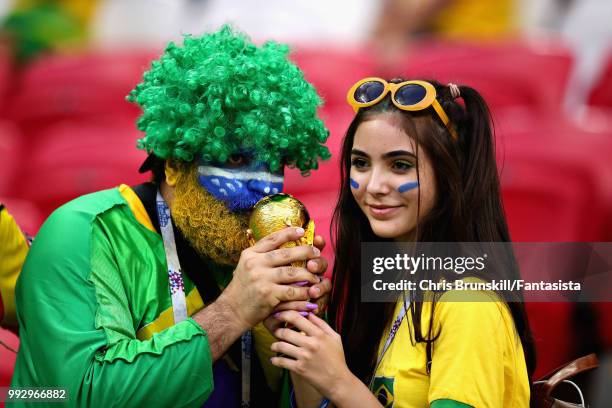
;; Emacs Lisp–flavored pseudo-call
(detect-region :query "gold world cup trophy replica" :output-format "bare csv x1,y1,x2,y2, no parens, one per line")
247,193,315,338
247,193,315,265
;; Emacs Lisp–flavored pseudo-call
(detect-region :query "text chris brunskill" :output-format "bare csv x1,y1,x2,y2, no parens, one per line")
371,279,582,292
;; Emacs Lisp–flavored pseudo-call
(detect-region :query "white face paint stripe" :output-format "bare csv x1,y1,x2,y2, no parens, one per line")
198,165,284,184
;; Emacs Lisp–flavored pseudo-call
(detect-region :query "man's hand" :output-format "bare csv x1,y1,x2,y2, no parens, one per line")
193,227,321,360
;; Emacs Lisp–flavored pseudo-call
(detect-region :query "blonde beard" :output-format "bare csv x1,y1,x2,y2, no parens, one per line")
170,166,251,265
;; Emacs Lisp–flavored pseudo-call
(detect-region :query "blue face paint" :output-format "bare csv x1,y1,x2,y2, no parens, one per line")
350,178,360,189
398,181,419,193
198,159,284,212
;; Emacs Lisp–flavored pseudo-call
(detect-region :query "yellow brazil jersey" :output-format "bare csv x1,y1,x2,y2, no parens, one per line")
0,205,29,328
372,289,530,407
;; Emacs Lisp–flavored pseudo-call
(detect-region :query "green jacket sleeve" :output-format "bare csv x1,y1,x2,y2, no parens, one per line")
11,204,214,407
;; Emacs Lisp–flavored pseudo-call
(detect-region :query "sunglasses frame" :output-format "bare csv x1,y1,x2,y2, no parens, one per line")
347,77,458,141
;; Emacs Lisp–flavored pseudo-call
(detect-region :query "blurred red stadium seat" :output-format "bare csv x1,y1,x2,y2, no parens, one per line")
525,302,575,378
498,124,612,242
0,328,18,389
290,47,378,111
4,50,158,130
500,150,600,242
0,197,43,236
401,39,574,114
284,108,352,195
498,119,612,376
588,53,612,109
0,44,13,114
14,119,148,218
0,121,23,196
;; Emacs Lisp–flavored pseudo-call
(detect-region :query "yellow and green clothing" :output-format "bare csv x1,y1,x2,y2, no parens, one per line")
372,290,530,408
11,184,281,406
430,0,516,40
0,204,29,329
2,0,99,63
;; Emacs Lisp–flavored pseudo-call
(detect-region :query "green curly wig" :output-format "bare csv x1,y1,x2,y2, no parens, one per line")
127,25,331,173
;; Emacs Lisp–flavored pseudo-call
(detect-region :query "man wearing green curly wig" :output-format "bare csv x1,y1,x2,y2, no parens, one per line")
12,25,332,407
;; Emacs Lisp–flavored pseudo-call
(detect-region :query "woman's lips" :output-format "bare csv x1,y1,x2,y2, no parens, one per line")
367,204,402,218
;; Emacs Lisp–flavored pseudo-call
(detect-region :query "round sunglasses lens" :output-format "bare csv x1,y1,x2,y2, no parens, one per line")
354,81,385,103
394,84,427,106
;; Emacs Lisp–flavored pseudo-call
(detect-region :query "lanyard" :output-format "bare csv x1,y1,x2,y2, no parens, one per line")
156,190,188,323
369,300,410,390
241,330,252,407
155,190,252,407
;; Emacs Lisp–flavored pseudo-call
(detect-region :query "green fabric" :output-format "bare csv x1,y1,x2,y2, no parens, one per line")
204,256,234,290
431,399,474,408
11,188,214,407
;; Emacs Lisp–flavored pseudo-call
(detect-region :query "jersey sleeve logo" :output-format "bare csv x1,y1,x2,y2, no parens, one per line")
372,376,395,408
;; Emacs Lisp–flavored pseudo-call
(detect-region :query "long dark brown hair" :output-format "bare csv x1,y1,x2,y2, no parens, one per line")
328,79,536,384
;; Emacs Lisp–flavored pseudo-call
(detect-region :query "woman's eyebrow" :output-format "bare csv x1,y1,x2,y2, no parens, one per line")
351,149,369,157
383,150,416,159
351,149,416,160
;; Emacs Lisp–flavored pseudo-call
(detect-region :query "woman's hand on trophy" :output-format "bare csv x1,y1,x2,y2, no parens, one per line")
269,311,355,402
263,301,317,334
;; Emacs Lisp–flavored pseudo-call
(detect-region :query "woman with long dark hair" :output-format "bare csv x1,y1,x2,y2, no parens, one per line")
267,78,536,407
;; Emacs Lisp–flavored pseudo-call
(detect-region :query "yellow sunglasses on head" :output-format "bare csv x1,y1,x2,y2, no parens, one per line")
346,77,459,141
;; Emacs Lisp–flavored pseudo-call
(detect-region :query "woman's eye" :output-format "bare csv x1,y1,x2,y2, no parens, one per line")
392,160,414,171
351,158,369,169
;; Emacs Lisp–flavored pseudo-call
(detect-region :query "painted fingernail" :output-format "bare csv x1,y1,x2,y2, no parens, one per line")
273,312,281,319
294,280,309,287
312,246,320,256
306,302,318,310
296,227,305,236
299,311,309,317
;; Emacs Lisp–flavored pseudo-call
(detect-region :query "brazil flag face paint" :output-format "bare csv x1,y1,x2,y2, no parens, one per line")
197,152,284,213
